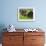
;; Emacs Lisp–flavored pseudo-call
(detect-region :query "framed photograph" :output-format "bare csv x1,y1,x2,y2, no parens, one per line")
18,7,35,21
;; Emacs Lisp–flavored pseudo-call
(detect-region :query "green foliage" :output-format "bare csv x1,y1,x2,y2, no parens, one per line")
19,15,33,19
19,9,33,19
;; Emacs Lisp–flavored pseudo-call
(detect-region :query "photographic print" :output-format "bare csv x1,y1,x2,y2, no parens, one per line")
18,7,35,21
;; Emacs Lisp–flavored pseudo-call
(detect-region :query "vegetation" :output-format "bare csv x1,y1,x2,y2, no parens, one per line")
19,9,33,19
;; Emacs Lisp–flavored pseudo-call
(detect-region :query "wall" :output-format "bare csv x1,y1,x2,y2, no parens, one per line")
0,0,46,30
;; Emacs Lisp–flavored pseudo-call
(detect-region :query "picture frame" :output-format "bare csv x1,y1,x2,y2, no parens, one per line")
18,7,35,21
